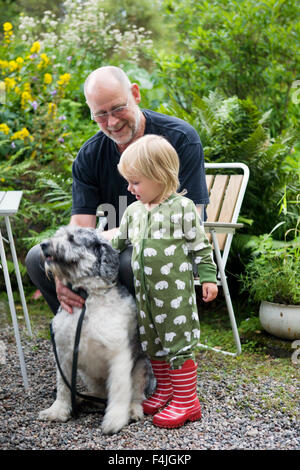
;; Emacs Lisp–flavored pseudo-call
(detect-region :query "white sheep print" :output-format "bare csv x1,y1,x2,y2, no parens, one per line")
111,193,216,368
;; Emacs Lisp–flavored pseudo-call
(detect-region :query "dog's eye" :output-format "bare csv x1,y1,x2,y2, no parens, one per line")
68,234,75,242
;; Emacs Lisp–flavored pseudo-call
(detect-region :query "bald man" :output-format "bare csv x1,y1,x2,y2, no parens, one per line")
26,66,209,314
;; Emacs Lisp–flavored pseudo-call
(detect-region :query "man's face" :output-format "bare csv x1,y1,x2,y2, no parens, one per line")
88,83,143,147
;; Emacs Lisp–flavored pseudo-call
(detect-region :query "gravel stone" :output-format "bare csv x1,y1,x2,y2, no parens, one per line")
0,324,299,450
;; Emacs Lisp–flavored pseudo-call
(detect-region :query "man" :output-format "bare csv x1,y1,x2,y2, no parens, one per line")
25,66,209,314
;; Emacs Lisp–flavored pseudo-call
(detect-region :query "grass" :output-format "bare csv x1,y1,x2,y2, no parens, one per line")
195,286,296,357
0,290,53,340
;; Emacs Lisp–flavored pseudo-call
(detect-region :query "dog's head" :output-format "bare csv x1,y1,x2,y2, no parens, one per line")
40,226,119,286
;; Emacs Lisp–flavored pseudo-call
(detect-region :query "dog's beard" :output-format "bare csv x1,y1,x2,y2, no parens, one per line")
45,259,72,283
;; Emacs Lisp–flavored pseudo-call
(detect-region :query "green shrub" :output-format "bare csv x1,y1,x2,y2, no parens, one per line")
0,3,154,258
158,91,299,236
158,0,300,135
240,220,300,305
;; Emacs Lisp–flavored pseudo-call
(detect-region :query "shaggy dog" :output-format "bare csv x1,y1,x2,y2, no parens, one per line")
38,225,146,434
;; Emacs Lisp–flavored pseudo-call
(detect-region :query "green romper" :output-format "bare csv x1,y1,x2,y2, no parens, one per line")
111,193,217,368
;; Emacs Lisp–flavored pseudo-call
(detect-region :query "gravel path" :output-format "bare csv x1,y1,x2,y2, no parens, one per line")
0,324,299,451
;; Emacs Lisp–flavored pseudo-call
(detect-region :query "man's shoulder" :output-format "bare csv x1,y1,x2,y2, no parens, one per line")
73,131,114,170
143,109,200,145
78,130,108,154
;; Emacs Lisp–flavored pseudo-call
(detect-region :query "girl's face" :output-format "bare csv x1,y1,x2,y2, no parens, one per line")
127,174,164,206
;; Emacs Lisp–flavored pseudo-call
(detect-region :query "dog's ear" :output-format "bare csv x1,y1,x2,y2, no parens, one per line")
95,240,120,282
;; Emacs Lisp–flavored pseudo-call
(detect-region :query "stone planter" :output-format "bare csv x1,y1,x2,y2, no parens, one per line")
259,301,300,340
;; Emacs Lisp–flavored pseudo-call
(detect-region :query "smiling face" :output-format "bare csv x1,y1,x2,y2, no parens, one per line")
127,174,164,206
85,69,145,150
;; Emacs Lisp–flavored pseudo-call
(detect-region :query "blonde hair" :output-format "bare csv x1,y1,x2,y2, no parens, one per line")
118,134,183,200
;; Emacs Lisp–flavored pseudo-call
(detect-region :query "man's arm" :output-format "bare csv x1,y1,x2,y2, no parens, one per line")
70,213,118,240
70,214,97,228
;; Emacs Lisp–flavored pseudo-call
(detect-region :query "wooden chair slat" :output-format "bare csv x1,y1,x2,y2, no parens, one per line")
217,175,243,250
206,175,229,223
197,162,249,356
205,174,214,192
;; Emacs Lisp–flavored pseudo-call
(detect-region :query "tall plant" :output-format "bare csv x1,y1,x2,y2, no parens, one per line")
0,2,153,261
158,0,300,135
158,91,299,236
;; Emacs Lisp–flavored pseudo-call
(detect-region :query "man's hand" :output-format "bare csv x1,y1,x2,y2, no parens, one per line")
55,278,85,314
100,227,119,241
202,282,218,303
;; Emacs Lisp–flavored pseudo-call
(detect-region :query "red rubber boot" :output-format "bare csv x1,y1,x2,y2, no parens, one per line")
143,360,173,415
152,359,201,428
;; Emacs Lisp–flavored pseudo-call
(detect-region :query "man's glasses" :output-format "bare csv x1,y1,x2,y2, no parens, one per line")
90,96,129,123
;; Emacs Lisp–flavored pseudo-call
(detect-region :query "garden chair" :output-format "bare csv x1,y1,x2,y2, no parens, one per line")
194,162,250,356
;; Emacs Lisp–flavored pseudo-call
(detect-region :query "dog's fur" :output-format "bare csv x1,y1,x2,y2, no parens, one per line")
38,225,146,434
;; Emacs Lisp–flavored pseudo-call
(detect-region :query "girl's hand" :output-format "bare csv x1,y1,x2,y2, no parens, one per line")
202,282,218,303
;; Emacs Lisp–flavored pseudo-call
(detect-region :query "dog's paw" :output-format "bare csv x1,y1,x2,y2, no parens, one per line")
130,402,144,421
39,401,71,422
101,406,129,434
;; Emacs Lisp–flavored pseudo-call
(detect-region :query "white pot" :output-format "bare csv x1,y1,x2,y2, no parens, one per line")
259,301,300,340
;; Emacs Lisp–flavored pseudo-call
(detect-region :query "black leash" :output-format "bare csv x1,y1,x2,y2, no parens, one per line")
50,289,107,417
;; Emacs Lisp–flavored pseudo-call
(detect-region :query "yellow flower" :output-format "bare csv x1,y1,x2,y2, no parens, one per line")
0,123,10,135
3,23,13,44
4,77,16,90
44,73,52,84
3,22,13,32
58,73,71,87
21,91,32,109
24,82,31,91
11,127,33,141
15,57,24,70
8,60,18,72
30,41,41,54
48,102,57,116
0,60,9,69
37,53,50,70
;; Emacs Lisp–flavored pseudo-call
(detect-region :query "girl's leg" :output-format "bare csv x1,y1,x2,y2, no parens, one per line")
143,360,173,415
152,358,201,428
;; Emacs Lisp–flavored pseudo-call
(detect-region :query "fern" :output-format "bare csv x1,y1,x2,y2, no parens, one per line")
163,90,298,236
37,175,72,211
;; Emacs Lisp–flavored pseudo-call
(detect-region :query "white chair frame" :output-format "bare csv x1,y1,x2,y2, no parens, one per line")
195,162,250,356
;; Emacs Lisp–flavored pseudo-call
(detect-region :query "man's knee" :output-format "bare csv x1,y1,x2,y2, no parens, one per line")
119,246,135,296
25,244,44,283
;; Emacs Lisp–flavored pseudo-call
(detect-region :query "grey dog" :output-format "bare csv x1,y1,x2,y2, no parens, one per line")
38,225,147,434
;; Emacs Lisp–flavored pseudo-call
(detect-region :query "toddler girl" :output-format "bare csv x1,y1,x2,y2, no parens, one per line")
111,134,218,428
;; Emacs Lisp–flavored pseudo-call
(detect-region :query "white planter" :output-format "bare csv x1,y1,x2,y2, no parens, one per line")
259,301,300,340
